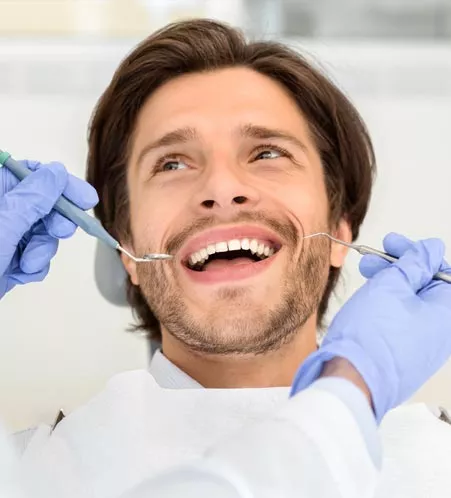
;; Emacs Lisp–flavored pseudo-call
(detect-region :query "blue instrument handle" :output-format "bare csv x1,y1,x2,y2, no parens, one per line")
0,151,119,251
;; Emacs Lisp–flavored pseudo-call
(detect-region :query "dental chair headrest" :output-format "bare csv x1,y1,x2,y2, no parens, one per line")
95,242,162,356
94,241,128,306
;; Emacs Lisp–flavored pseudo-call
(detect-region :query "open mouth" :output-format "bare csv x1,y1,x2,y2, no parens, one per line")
184,239,281,272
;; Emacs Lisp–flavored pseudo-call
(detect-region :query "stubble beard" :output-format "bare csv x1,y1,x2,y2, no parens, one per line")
136,235,330,356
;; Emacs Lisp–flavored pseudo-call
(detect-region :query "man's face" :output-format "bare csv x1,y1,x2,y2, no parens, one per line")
123,67,349,354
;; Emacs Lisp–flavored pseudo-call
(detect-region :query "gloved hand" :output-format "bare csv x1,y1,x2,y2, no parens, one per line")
291,233,451,423
0,160,98,299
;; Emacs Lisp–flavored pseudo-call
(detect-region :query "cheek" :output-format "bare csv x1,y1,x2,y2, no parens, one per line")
267,178,329,234
128,186,171,250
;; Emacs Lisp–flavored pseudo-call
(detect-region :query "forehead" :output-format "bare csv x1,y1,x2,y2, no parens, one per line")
133,67,312,142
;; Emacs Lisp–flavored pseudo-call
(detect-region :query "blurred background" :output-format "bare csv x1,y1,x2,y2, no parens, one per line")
0,0,450,431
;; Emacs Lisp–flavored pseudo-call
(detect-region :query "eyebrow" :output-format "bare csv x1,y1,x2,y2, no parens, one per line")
136,123,309,168
136,126,199,167
238,123,309,153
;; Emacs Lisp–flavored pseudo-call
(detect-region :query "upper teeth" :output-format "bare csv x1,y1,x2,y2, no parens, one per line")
188,238,275,267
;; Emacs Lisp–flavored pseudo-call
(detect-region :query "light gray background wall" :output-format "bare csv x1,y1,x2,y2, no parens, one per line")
0,40,450,431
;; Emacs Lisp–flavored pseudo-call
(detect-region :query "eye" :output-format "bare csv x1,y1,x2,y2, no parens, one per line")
155,155,189,173
255,150,280,160
253,145,291,162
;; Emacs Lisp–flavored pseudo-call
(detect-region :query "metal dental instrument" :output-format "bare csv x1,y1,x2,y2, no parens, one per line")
0,150,173,262
304,232,451,284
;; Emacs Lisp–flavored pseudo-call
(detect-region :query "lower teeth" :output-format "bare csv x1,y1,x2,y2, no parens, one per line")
191,254,267,272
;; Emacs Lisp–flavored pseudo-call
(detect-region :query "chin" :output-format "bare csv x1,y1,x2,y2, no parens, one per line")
192,295,275,331
192,284,275,312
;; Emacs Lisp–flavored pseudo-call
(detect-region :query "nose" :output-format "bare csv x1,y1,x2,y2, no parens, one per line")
194,162,261,213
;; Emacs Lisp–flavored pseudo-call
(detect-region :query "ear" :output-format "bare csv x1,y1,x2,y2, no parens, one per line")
120,243,139,285
330,218,352,268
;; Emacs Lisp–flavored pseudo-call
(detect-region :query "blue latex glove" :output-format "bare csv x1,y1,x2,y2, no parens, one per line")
291,233,451,423
0,161,98,298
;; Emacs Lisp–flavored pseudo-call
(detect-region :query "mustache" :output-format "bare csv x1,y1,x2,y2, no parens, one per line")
165,211,300,255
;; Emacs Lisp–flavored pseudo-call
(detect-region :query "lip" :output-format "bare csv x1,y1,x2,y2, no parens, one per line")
182,247,281,284
178,224,283,263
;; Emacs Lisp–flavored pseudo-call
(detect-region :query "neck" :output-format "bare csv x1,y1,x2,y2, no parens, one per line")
160,317,318,388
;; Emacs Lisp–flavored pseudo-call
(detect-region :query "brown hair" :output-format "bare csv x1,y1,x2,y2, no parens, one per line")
87,19,376,340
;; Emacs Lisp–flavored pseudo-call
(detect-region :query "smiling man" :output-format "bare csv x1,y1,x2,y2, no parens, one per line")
122,69,346,385
77,21,451,497
3,18,451,498
88,19,372,390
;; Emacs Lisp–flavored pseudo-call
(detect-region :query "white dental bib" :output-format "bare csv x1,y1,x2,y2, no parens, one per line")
18,370,289,498
15,364,451,498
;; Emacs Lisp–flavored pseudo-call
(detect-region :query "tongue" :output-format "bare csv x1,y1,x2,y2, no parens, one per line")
204,257,256,271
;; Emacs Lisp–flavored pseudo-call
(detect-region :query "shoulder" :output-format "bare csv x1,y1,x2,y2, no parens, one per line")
380,402,451,437
11,409,65,456
11,427,39,456
10,371,156,457
379,402,451,454
376,403,451,497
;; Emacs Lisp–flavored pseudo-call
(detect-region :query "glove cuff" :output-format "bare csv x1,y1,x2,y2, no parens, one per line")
291,341,397,424
290,349,338,396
